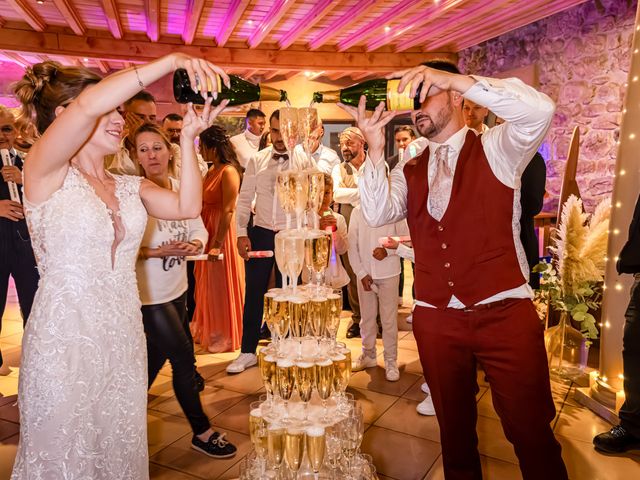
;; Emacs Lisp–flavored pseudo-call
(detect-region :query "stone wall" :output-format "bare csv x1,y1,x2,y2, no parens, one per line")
458,0,637,212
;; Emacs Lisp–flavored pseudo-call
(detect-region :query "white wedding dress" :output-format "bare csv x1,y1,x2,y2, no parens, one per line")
11,167,150,479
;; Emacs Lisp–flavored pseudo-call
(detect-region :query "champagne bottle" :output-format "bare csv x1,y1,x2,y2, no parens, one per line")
312,78,422,111
173,68,288,105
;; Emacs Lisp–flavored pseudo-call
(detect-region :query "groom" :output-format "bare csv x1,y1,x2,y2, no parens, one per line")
344,61,568,480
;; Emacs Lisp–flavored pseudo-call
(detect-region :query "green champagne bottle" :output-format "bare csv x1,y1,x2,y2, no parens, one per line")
173,69,287,105
312,78,422,111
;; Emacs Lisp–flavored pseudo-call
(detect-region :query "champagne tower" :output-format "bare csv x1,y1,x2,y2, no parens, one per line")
243,106,375,478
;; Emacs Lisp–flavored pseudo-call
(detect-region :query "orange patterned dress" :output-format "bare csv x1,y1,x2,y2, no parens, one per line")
192,165,245,352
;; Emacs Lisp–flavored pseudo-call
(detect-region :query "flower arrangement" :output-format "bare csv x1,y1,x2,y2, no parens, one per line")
534,195,611,340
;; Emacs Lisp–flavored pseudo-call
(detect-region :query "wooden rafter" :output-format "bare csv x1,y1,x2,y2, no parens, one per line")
263,70,282,80
144,0,160,42
52,0,86,36
350,71,373,81
96,60,110,73
6,0,47,32
308,0,378,51
247,0,296,49
2,50,31,68
278,0,337,50
337,0,427,52
326,71,350,81
216,0,251,47
100,0,123,39
182,0,206,45
0,27,449,72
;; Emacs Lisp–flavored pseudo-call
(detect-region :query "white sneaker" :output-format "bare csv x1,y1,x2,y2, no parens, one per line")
421,382,430,394
385,361,400,382
226,353,257,374
417,395,436,416
405,313,413,324
351,354,377,372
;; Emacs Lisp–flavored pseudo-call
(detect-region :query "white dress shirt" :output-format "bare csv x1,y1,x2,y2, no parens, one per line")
348,206,409,281
295,144,341,175
332,160,365,207
360,75,555,309
230,129,262,169
236,145,312,237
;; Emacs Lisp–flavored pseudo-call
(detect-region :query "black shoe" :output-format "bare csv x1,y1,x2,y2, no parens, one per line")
346,323,361,339
191,431,237,459
594,425,640,453
195,371,205,392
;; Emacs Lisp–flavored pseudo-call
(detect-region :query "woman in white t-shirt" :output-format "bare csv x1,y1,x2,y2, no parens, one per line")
133,123,236,459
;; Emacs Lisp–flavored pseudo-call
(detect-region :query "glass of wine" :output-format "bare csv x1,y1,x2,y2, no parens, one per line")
326,290,343,348
331,349,351,412
294,359,316,422
304,230,332,292
258,348,277,405
263,289,280,348
289,171,309,230
267,424,286,476
284,428,305,476
274,231,292,293
272,295,290,357
306,170,325,230
284,232,305,295
279,107,299,183
276,171,294,231
298,107,319,163
305,425,326,480
315,357,334,423
276,358,295,422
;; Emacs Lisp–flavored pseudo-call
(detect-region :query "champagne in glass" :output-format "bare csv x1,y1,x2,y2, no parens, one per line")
305,426,326,476
276,358,295,403
276,171,294,231
284,233,305,294
288,296,309,338
249,406,268,458
284,428,305,473
332,352,351,395
298,107,319,162
304,231,332,289
279,107,299,154
267,425,285,470
272,296,290,350
258,350,277,398
289,171,309,230
275,230,291,291
308,297,328,338
326,291,342,345
294,360,316,405
263,289,280,343
306,170,325,230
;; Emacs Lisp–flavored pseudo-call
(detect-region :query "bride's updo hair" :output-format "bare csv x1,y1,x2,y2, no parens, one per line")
13,61,101,134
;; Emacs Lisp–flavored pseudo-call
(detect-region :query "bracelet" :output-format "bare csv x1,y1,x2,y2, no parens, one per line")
133,65,144,88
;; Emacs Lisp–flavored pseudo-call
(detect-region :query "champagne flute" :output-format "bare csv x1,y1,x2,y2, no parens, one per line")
264,289,281,348
298,107,319,164
284,233,305,295
308,296,328,339
304,230,332,291
326,290,343,348
284,428,305,476
315,357,334,423
258,349,277,404
272,296,290,357
276,171,294,231
275,230,291,293
289,171,309,230
267,424,286,475
325,425,342,478
331,350,351,411
294,360,316,421
305,425,326,479
306,170,325,230
276,358,295,421
249,401,269,474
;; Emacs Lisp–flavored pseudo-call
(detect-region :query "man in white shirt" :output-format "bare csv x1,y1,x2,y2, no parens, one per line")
230,108,266,169
462,98,490,134
343,61,568,480
332,127,367,338
228,110,311,374
294,123,340,174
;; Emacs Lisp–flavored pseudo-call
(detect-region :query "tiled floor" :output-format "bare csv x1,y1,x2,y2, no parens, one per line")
2,277,640,479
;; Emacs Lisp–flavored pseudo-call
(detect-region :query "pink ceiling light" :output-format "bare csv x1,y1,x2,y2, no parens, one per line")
308,0,378,51
337,0,427,52
215,0,250,47
247,0,296,49
366,0,466,52
278,0,337,50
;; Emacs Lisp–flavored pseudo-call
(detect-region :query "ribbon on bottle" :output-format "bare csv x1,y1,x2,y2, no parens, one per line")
0,149,21,203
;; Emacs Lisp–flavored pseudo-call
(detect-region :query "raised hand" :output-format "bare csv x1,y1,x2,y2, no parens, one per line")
181,98,229,142
386,65,473,104
338,95,397,164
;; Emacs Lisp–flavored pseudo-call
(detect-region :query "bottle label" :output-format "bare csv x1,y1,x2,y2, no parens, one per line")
386,79,414,111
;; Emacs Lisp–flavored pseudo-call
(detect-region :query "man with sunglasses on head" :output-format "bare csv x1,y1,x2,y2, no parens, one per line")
0,106,39,375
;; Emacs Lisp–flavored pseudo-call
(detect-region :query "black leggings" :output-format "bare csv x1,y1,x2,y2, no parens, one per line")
142,292,210,435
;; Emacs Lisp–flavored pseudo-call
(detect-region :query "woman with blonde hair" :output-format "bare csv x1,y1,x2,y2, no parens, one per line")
11,54,229,479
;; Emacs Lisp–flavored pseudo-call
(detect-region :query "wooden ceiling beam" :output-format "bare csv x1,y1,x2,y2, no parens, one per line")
2,50,31,68
366,0,465,52
248,0,296,49
338,0,427,52
100,0,123,39
278,0,336,50
182,0,206,45
6,0,47,32
263,70,282,80
96,60,110,73
396,0,512,52
326,71,350,81
52,0,86,36
0,27,452,72
216,0,250,47
144,0,160,42
308,0,378,51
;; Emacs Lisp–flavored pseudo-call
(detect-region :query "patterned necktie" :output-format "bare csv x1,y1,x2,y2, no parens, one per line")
428,145,453,221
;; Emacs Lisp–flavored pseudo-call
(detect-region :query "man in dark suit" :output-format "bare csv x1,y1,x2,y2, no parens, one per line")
593,194,640,453
0,107,39,372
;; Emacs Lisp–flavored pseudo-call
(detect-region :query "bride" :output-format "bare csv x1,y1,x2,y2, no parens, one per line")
10,54,229,479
